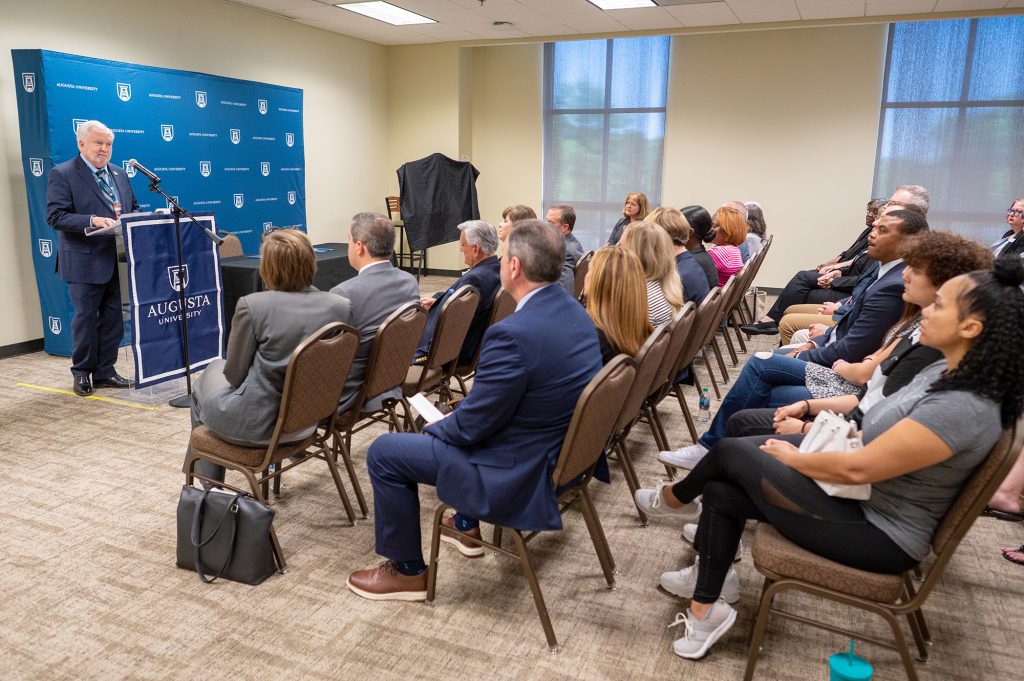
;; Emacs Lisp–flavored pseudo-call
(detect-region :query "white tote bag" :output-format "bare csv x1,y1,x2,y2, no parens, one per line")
798,410,871,501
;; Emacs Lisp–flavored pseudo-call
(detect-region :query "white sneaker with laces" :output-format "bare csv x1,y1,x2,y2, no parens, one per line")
658,443,709,470
682,523,743,562
659,556,741,604
668,599,738,659
633,482,701,521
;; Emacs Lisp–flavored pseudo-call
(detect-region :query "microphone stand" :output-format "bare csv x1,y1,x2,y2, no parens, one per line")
141,177,223,408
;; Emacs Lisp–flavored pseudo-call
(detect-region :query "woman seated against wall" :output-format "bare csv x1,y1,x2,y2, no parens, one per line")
183,229,352,486
682,205,719,291
634,257,1024,661
706,206,747,286
647,206,712,306
621,221,684,326
584,245,653,364
658,232,993,471
608,192,650,245
744,201,768,257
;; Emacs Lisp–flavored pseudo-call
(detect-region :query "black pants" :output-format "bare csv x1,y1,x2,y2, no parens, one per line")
671,436,917,604
67,275,123,380
725,408,785,439
765,270,848,322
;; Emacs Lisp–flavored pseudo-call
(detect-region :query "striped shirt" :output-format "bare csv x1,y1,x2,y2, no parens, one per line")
707,245,743,286
646,280,675,327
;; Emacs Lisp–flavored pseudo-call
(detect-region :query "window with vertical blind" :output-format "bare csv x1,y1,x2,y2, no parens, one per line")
543,36,670,250
873,17,1024,244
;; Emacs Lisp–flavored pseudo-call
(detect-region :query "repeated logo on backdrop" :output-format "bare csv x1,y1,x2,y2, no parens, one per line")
13,49,306,356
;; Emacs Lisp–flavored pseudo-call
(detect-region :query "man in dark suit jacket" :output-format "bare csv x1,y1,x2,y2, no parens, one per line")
46,120,138,396
787,208,928,367
547,203,585,295
348,219,603,601
414,219,501,366
330,212,420,413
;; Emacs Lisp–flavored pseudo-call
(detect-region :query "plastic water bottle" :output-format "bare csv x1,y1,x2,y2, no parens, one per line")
697,387,711,423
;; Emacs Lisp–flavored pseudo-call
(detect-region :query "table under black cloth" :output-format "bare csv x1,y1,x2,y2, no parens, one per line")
219,242,356,338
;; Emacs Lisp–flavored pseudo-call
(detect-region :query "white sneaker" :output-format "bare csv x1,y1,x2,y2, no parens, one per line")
668,599,738,659
682,523,743,562
659,556,741,604
658,443,709,470
633,482,701,521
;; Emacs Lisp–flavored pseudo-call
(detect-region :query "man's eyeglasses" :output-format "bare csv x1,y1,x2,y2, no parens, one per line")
1008,208,1024,217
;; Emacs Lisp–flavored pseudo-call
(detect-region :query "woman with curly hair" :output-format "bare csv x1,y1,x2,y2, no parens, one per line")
621,221,684,326
608,191,650,245
584,246,653,363
634,256,1024,661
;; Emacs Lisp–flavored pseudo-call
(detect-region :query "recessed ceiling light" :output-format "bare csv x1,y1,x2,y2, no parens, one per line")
587,0,657,9
336,2,436,25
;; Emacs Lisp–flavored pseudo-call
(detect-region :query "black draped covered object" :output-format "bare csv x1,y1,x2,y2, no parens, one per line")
398,153,480,251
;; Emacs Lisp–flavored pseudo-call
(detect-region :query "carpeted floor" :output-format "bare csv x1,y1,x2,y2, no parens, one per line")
2,283,1022,681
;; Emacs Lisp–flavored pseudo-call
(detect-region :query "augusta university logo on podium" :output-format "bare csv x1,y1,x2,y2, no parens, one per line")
22,72,35,93
168,265,189,292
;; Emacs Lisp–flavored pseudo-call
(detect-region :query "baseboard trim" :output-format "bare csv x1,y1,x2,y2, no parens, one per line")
0,338,44,359
399,267,464,278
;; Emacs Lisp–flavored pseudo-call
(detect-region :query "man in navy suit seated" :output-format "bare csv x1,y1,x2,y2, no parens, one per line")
413,219,502,366
46,120,138,396
348,219,603,601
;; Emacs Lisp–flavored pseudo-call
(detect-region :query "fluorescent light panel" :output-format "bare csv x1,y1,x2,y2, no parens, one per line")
336,1,436,25
587,0,657,9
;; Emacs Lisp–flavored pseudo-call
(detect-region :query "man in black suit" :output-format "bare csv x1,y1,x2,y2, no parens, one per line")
46,120,138,396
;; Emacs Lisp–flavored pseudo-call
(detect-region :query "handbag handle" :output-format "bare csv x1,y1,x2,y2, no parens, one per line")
190,488,243,584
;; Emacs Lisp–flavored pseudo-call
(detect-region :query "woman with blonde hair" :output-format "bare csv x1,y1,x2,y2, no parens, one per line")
622,221,684,326
648,206,711,305
608,191,650,245
585,246,653,363
707,207,746,286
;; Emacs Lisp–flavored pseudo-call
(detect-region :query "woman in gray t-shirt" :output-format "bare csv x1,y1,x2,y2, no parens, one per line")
632,259,1024,661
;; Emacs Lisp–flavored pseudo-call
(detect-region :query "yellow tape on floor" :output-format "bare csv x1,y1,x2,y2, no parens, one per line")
16,382,160,411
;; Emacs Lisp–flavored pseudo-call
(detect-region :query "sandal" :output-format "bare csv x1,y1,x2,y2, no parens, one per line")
1001,545,1024,566
982,507,1024,522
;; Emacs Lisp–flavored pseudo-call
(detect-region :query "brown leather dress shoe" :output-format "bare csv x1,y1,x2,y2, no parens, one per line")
440,515,485,558
347,561,427,601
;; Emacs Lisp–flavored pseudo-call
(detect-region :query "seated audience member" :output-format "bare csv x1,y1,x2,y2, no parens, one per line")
986,444,1024,522
990,197,1024,257
497,204,536,245
414,220,501,366
743,198,887,336
743,201,767,258
721,201,752,262
706,207,746,286
635,259,1024,660
621,221,684,326
608,191,650,245
346,219,602,601
183,229,352,485
331,213,420,412
682,205,719,290
648,206,711,306
546,203,585,295
585,246,653,363
662,232,992,470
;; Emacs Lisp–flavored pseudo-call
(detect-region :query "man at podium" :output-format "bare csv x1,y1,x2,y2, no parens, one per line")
46,120,138,396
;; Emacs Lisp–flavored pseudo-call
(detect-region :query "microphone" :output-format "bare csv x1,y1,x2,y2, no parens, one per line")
130,160,161,184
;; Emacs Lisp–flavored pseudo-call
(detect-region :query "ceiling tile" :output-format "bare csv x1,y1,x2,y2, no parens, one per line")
663,2,740,26
865,0,939,15
933,0,1008,10
605,7,683,29
795,0,866,20
726,0,801,22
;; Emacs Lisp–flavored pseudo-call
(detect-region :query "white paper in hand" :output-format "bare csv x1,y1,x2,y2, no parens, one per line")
408,393,447,424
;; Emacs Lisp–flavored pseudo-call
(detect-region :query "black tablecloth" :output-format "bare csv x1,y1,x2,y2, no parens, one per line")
220,242,356,338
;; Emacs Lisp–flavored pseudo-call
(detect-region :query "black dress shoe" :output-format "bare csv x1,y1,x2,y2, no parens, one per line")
741,321,779,336
73,375,93,396
93,373,132,389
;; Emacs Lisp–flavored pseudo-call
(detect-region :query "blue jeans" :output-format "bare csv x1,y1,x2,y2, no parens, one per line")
698,354,812,449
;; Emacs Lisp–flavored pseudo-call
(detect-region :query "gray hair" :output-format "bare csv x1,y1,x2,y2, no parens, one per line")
724,200,748,220
350,212,395,258
458,219,498,255
76,120,113,144
895,185,930,214
507,219,564,284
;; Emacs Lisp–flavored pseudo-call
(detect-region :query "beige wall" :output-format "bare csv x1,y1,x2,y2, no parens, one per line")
663,25,887,287
0,0,388,347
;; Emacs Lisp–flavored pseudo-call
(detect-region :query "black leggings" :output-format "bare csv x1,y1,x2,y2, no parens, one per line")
671,435,917,604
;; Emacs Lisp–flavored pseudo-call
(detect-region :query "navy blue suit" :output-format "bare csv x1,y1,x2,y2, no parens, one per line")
46,155,138,379
798,261,907,367
415,255,501,365
367,284,603,562
675,250,711,305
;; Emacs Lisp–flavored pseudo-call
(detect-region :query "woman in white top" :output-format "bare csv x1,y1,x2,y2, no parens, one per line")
621,220,683,326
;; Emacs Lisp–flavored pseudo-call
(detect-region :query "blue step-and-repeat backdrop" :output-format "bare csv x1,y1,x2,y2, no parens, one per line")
12,49,305,356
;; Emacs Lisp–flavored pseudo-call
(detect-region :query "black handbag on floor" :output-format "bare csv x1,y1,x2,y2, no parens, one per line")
176,485,278,585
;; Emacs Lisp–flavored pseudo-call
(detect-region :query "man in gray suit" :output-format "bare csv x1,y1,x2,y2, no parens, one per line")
547,203,584,295
331,212,420,412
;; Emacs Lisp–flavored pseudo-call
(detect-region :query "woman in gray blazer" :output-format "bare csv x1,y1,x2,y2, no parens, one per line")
184,229,352,485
